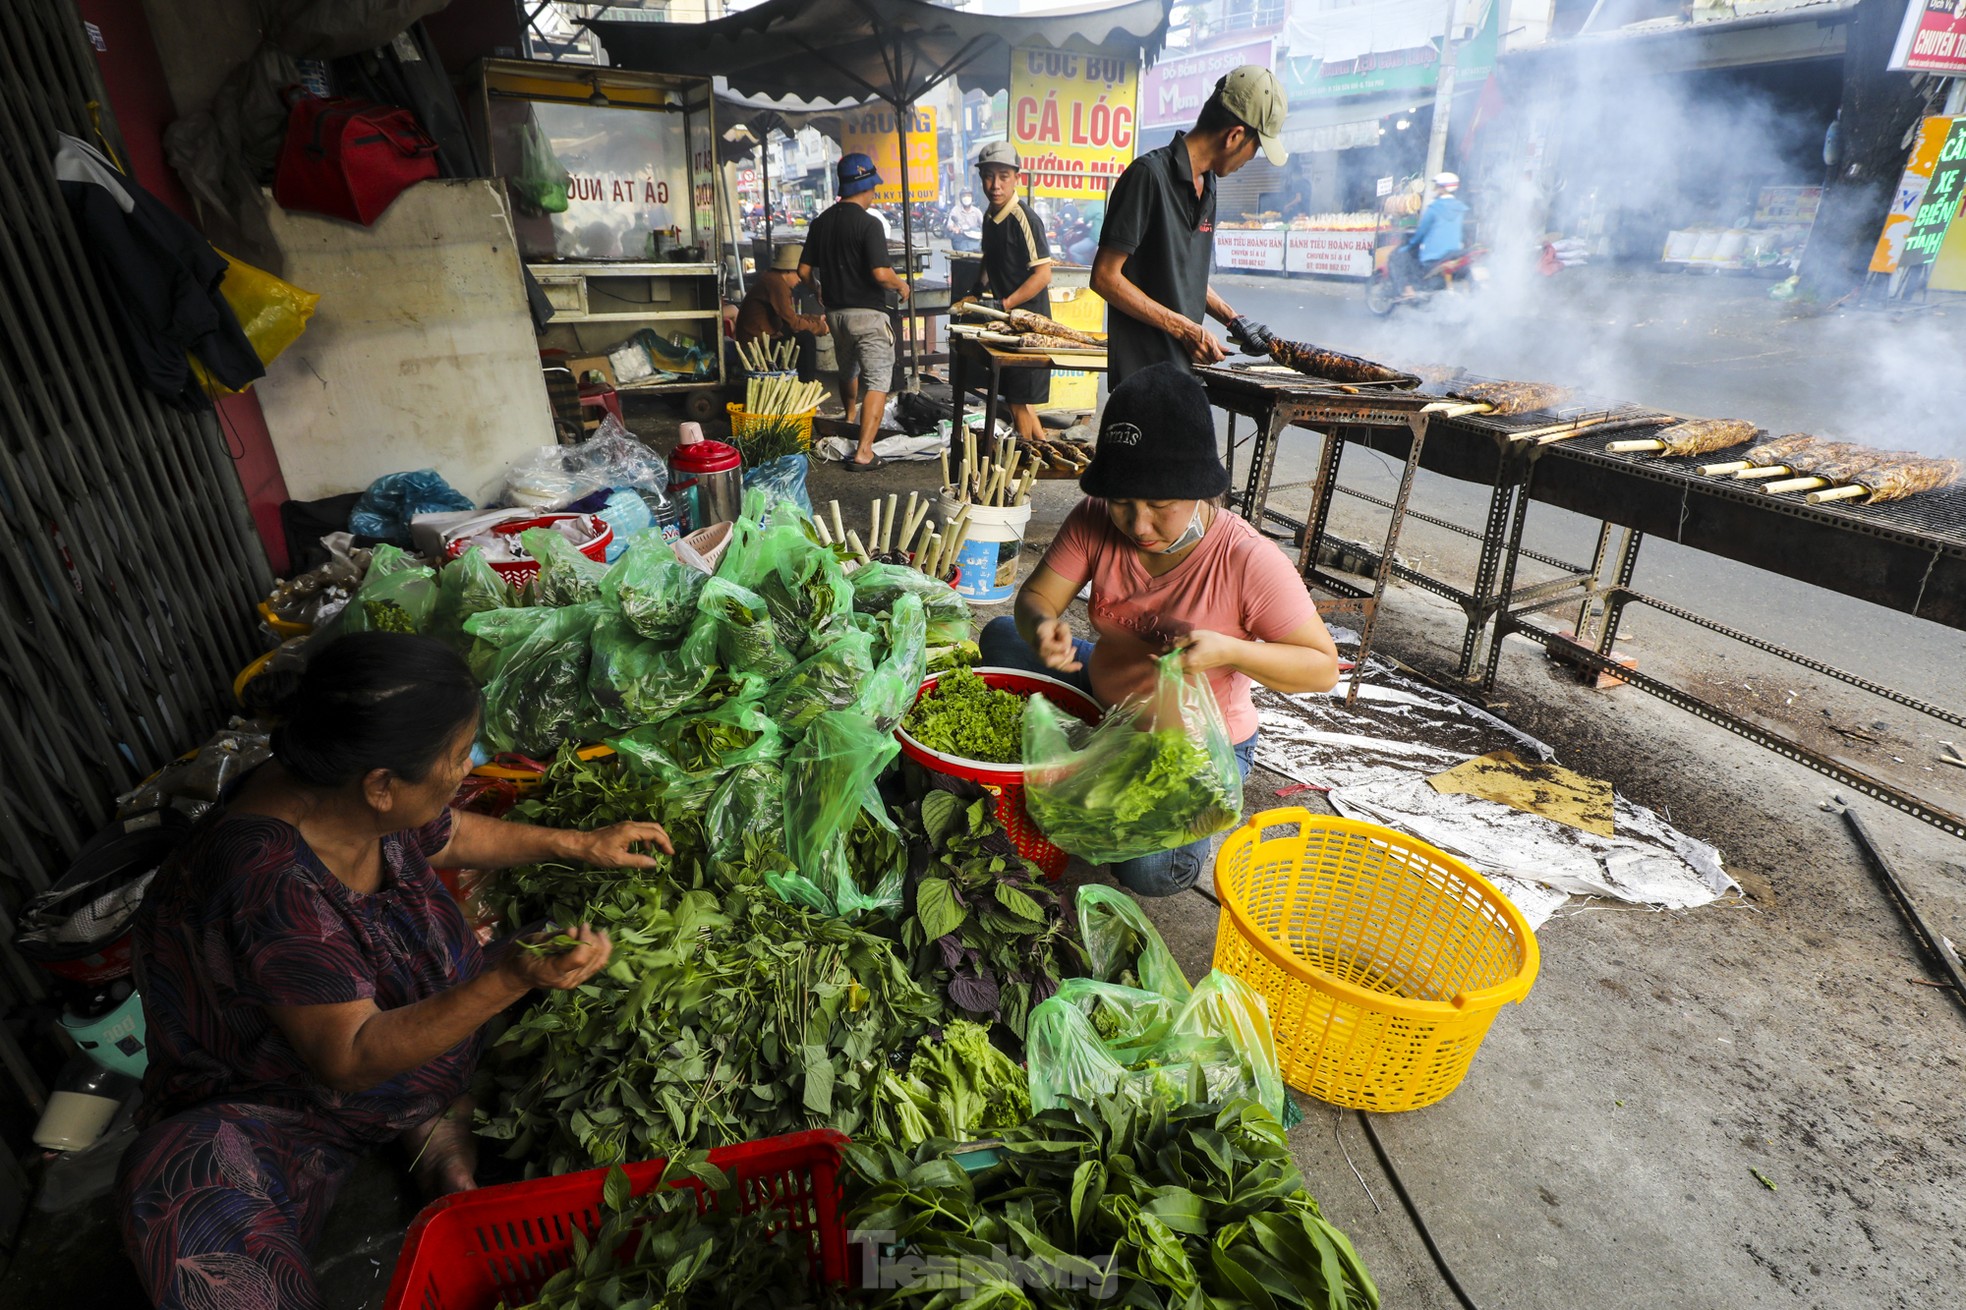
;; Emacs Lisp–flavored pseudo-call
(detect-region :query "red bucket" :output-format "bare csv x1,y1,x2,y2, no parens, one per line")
895,667,1102,879
444,512,611,586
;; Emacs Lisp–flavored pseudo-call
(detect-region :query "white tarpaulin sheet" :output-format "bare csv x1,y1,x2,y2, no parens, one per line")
1252,665,1734,929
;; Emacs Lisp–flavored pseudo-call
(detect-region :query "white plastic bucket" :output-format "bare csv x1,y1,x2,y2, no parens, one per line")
938,494,1032,604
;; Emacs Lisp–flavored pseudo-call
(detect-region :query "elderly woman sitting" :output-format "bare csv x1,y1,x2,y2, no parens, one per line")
118,632,667,1309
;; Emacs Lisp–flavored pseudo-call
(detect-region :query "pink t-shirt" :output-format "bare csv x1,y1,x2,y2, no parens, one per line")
1038,499,1320,742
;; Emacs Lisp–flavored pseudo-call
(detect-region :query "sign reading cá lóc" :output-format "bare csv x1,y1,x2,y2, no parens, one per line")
1009,46,1139,200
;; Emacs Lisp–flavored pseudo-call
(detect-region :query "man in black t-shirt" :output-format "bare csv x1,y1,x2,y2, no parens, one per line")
799,152,912,470
1092,65,1288,385
974,141,1055,445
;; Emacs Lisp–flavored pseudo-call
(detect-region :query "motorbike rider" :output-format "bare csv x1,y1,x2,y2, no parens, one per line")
948,190,984,252
1392,172,1470,298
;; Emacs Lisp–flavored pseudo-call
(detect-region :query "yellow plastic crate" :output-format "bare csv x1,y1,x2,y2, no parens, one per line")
726,402,815,451
1211,809,1538,1112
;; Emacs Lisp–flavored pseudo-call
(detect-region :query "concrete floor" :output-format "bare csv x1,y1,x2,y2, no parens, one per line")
8,277,1962,1306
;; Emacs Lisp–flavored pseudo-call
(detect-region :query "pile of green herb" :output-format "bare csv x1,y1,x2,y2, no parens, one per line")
899,792,1077,1040
900,668,1026,763
732,416,808,466
845,1096,1379,1310
1026,727,1239,863
868,1019,1031,1148
499,1155,825,1310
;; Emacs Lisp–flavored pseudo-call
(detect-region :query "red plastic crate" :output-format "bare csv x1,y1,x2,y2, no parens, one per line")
895,668,1102,879
382,1129,849,1310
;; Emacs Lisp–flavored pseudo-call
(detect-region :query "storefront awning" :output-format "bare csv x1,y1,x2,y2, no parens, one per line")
590,0,1169,109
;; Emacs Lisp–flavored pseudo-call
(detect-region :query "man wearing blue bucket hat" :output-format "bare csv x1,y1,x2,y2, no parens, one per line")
799,151,912,471
980,363,1341,895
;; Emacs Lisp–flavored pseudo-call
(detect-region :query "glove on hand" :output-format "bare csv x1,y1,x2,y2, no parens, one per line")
1227,315,1276,355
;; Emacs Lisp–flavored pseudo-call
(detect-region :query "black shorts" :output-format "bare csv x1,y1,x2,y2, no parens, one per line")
997,362,1052,406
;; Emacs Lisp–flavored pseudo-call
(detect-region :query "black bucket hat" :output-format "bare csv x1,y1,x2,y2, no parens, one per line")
1079,362,1230,501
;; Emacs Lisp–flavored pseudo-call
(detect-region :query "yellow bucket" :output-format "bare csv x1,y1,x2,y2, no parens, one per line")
1211,809,1538,1112
726,402,815,451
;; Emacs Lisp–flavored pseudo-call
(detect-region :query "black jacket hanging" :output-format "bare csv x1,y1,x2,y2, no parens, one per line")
54,133,264,409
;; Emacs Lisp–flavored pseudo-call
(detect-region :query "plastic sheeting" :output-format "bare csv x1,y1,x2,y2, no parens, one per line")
1251,664,1735,929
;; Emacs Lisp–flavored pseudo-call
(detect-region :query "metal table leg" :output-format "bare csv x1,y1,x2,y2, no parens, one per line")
1457,459,1529,680
1242,405,1292,528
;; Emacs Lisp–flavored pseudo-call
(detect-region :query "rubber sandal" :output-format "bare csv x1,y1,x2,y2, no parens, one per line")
843,454,886,472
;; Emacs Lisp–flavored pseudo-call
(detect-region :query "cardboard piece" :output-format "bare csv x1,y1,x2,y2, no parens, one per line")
1428,750,1616,838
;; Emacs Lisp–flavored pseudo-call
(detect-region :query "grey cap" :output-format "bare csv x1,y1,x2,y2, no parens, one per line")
976,140,1021,172
1215,65,1288,166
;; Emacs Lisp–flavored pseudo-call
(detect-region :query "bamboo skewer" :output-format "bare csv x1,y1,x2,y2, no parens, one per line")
868,499,882,559
1806,485,1871,504
1607,439,1667,453
828,500,846,546
883,494,899,553
812,516,832,546
844,530,870,563
1764,476,1831,494
1699,460,1753,475
1735,465,1797,481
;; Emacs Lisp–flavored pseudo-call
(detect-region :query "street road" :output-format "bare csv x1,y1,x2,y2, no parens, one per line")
1210,269,1966,740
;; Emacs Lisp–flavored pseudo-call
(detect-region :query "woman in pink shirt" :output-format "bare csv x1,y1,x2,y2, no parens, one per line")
980,362,1340,894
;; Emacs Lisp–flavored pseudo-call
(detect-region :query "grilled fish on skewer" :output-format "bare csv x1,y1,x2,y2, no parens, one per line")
1609,418,1758,456
1809,453,1963,503
1265,337,1410,384
1003,307,1104,345
1447,380,1574,415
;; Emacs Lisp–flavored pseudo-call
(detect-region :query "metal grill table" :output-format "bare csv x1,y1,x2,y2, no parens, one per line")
1199,365,1447,699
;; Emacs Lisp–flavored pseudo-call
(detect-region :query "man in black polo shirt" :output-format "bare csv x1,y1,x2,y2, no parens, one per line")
974,141,1055,445
800,152,912,470
1092,65,1288,385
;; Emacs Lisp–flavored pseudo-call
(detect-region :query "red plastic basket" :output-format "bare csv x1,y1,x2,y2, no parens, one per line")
382,1129,849,1310
443,513,612,586
895,667,1102,879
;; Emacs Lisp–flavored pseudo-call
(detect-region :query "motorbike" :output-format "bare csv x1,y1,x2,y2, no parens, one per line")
1364,244,1489,316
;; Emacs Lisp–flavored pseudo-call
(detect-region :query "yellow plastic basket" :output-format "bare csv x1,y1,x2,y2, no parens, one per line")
726,402,815,452
1211,809,1539,1112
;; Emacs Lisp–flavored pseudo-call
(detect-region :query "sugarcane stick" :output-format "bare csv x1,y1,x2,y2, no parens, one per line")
1607,439,1666,453
1700,460,1753,475
882,493,899,553
812,515,833,546
1807,485,1871,504
1765,476,1830,494
992,461,1012,505
920,531,943,577
868,499,882,557
1013,469,1037,506
829,500,846,546
940,447,951,492
901,494,929,551
942,520,972,576
845,529,871,563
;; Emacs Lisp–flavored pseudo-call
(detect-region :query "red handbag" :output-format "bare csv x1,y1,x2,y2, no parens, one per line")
273,95,439,226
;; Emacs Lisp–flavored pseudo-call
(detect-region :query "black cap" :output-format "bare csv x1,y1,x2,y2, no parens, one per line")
1079,362,1230,501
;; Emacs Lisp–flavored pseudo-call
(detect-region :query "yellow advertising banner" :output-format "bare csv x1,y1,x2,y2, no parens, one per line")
1869,115,1956,274
1009,46,1139,200
839,105,939,207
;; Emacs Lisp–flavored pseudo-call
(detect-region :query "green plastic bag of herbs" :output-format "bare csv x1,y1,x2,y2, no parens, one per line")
1076,884,1193,1002
461,605,556,681
428,547,516,650
690,576,797,681
479,603,605,755
586,612,716,731
1025,969,1293,1126
334,544,438,636
602,535,707,642
759,627,877,740
1023,651,1242,863
519,526,608,607
610,695,782,785
751,526,853,657
775,710,901,916
854,592,926,733
847,560,973,647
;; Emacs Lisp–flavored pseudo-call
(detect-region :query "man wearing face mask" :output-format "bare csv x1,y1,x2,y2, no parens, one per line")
979,363,1342,895
947,189,984,253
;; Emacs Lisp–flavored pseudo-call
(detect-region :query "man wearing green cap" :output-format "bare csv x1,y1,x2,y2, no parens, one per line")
1092,65,1288,385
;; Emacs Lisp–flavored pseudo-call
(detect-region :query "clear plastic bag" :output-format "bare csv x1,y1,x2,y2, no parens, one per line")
706,760,785,863
520,527,608,607
349,470,474,547
1025,969,1290,1124
463,605,558,682
1075,885,1193,1003
336,544,438,636
778,711,900,916
1023,652,1242,863
751,526,853,658
602,536,707,643
502,417,669,508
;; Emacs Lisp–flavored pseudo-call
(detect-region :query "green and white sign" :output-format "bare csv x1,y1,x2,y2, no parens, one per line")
1281,0,1498,102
